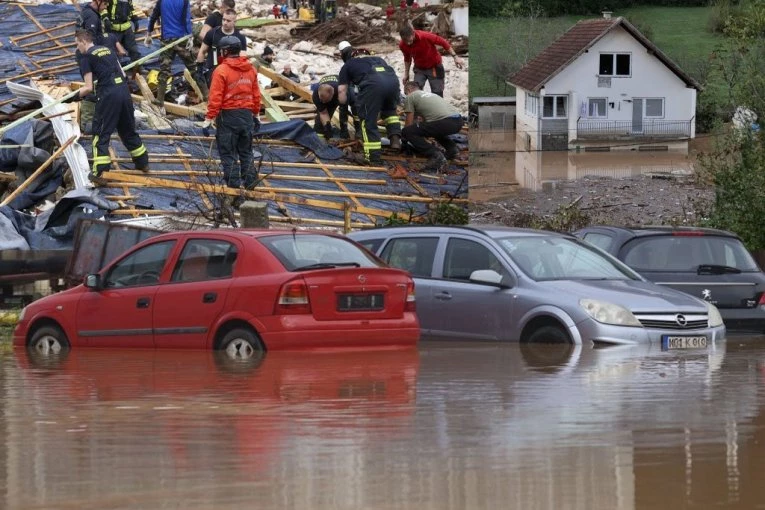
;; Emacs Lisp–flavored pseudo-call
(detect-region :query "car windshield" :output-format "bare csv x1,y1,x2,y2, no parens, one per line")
496,235,640,282
622,235,760,272
259,234,383,271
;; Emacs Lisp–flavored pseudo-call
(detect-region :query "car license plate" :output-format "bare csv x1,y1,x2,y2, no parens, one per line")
337,293,384,311
661,335,708,351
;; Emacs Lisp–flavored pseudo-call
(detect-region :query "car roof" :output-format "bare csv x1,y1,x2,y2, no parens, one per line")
347,224,571,239
581,225,741,239
138,229,343,243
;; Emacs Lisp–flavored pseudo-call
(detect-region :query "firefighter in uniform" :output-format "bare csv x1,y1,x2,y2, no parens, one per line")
202,36,261,194
337,41,401,164
101,0,142,71
312,74,357,141
66,30,149,181
77,0,125,134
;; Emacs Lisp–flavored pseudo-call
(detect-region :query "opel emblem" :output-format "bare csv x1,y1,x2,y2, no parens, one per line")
358,274,367,284
675,314,687,327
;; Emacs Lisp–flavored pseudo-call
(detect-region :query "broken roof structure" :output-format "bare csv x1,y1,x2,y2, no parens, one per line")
0,2,468,257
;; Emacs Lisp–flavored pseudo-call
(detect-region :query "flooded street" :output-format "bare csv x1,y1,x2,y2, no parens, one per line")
3,338,765,509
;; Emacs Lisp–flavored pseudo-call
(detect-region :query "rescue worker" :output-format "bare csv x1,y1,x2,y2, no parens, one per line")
202,35,261,194
312,74,355,140
402,81,463,171
199,0,236,41
77,0,126,134
101,0,142,71
337,41,401,163
255,45,276,70
146,0,209,105
194,8,247,85
399,22,464,98
65,29,149,181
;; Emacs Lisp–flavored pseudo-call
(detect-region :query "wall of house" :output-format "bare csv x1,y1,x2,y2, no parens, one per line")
543,25,697,139
477,105,515,131
514,88,541,151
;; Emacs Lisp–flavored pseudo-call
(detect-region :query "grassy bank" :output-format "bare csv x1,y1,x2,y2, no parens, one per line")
470,6,727,99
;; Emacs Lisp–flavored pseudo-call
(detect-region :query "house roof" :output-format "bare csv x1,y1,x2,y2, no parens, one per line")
508,16,702,93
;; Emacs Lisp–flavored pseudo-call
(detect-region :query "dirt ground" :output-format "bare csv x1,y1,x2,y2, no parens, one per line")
468,174,716,228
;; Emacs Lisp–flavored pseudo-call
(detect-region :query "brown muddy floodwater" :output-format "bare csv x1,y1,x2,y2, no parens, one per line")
469,130,702,202
2,337,765,509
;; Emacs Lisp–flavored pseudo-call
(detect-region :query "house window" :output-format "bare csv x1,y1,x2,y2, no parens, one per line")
645,98,664,118
542,95,567,118
588,98,607,118
525,93,539,116
599,53,631,76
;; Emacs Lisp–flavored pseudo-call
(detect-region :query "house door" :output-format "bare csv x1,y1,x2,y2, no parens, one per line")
632,98,643,133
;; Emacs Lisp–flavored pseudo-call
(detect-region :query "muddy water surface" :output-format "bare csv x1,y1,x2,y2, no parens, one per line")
3,338,765,509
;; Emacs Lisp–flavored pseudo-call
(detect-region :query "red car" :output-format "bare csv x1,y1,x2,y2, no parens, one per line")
13,229,419,358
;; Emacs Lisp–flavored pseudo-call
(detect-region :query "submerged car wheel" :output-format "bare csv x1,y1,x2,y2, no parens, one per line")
525,325,571,344
29,325,70,355
220,328,264,360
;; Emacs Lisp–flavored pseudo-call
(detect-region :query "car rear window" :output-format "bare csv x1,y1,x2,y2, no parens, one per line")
259,234,383,271
621,235,760,272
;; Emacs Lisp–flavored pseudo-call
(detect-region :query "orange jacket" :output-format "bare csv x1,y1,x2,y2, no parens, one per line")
206,56,261,120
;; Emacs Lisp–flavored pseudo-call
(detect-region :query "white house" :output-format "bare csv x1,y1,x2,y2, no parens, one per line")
508,14,701,153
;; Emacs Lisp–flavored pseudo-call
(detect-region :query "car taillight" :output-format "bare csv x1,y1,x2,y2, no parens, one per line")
672,231,705,236
758,293,765,307
405,279,416,312
275,279,311,314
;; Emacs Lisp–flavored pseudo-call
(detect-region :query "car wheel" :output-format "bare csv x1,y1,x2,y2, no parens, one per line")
525,325,571,344
219,328,264,361
520,342,576,372
29,325,70,355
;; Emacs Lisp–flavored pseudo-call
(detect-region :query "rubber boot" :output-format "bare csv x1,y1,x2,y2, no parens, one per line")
153,81,165,108
389,134,402,150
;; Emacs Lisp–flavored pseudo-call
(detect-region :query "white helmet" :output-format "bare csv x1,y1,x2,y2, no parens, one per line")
338,40,351,52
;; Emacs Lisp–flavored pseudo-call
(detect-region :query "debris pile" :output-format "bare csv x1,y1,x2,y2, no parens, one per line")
303,16,395,46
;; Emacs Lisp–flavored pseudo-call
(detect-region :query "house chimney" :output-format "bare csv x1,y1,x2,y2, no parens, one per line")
602,10,612,19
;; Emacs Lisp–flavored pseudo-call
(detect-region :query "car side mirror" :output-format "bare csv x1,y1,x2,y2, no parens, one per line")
84,274,102,290
469,269,508,287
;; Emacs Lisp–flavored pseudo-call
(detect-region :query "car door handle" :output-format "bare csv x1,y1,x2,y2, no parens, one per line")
136,297,150,309
435,292,452,301
203,292,217,303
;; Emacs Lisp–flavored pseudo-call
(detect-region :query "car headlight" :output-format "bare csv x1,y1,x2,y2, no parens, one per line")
706,302,724,327
580,299,642,327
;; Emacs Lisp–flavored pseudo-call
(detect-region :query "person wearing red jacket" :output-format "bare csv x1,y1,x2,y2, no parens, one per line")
203,35,262,194
398,22,464,97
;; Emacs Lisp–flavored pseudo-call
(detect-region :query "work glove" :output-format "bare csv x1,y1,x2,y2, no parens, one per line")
102,17,113,32
338,127,350,140
132,17,140,32
322,121,332,141
62,93,82,103
144,34,152,47
202,118,215,137
185,37,194,52
252,114,261,133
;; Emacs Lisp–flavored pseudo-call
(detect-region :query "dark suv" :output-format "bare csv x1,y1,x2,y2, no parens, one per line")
574,226,765,333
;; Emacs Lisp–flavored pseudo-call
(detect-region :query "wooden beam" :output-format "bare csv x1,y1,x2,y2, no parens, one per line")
111,155,388,172
1,135,77,207
315,157,376,224
257,66,313,102
134,75,173,130
260,89,289,122
113,168,387,185
10,22,76,44
130,93,205,117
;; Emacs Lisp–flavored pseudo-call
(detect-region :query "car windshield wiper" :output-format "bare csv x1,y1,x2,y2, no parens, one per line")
697,264,742,275
293,262,361,271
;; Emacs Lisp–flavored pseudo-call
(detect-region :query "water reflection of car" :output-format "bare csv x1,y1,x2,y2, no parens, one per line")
12,348,419,484
349,226,725,347
13,230,419,358
574,226,765,333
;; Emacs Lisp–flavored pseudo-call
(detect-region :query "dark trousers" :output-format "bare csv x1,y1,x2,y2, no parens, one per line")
216,109,255,189
356,73,401,162
109,28,141,64
92,84,148,175
402,115,463,157
413,64,445,97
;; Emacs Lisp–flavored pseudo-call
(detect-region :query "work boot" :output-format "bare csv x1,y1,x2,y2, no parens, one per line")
420,152,447,172
153,82,165,108
88,173,106,186
389,134,401,150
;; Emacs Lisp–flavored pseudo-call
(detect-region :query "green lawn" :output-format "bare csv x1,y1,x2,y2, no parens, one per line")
470,7,727,99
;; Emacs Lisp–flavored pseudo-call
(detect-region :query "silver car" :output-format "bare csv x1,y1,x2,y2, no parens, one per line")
348,226,726,348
